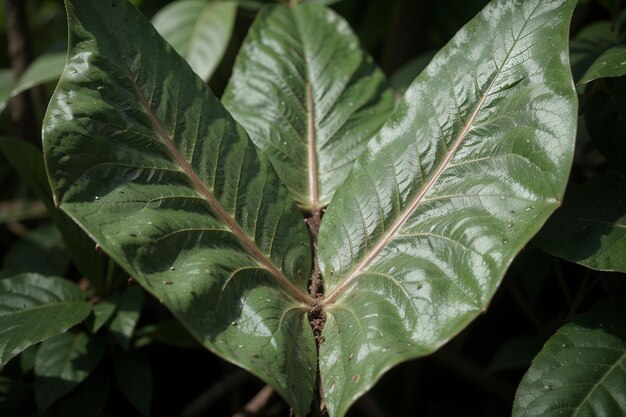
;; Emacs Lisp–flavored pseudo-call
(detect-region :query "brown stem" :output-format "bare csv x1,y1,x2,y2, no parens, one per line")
304,209,327,416
232,385,274,417
4,0,39,144
180,370,250,417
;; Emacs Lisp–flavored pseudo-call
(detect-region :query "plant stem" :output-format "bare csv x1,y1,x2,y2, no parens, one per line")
181,370,249,417
4,0,39,144
232,385,274,417
305,209,328,417
506,277,546,334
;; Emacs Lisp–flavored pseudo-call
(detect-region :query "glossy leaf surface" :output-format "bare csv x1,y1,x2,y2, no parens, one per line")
43,0,315,413
513,297,626,417
0,274,91,367
535,175,626,272
317,0,578,415
152,0,236,82
223,3,394,211
34,331,105,410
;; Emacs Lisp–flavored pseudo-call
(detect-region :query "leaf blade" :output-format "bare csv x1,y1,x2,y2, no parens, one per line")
317,0,578,415
513,297,626,417
43,0,316,413
0,274,92,367
34,331,105,410
223,3,394,211
152,0,236,82
535,175,626,272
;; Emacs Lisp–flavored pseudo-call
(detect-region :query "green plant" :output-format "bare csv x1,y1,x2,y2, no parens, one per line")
1,0,625,416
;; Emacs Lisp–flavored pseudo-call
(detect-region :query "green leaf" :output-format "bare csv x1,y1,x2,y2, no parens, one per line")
0,138,108,291
584,77,626,174
107,287,143,350
87,301,116,333
316,0,578,414
0,273,92,367
535,175,626,272
44,0,315,414
113,350,152,416
513,296,626,417
569,21,616,83
223,3,394,212
12,52,67,98
578,44,626,84
1,224,70,278
0,53,66,114
34,331,105,410
152,0,236,82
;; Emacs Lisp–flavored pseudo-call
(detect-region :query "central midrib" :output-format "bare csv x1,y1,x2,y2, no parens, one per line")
126,72,314,306
321,12,530,306
306,82,319,213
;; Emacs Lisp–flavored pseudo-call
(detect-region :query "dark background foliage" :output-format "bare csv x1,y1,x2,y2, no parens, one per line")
0,0,624,416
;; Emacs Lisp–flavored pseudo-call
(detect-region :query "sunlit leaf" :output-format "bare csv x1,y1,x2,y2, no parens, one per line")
152,0,236,82
317,0,578,414
44,0,316,413
223,3,394,211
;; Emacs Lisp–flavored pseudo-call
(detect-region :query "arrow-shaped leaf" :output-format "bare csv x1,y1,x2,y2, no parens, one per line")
223,3,394,212
317,0,578,415
43,0,316,414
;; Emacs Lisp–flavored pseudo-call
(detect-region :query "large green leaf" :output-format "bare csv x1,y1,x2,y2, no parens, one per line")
152,0,236,82
316,0,578,415
0,274,92,367
513,296,626,417
34,331,105,410
43,0,316,414
535,175,626,272
223,3,394,212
